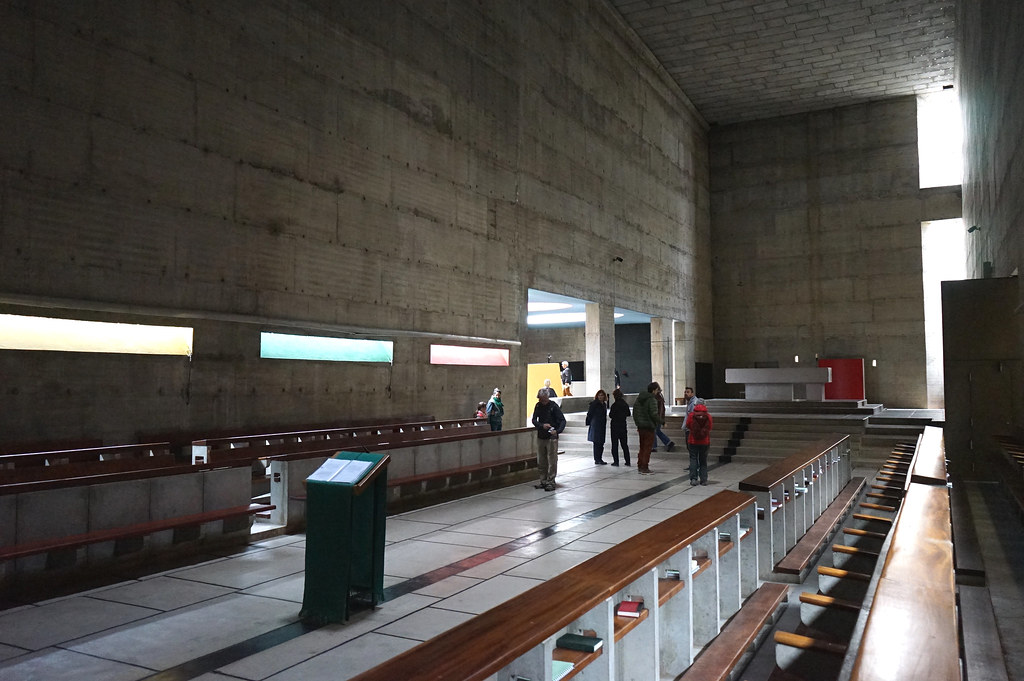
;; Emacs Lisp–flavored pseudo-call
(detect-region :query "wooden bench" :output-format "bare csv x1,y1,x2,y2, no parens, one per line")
739,435,852,581
0,441,174,471
827,425,962,681
773,477,865,581
0,503,274,563
350,490,763,681
678,581,789,681
0,454,179,486
192,418,488,464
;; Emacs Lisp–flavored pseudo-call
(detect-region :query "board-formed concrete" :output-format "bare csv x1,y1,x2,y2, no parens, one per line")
0,0,709,442
709,98,960,407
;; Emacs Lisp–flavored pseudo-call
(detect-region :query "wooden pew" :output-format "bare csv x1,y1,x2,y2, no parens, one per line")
0,503,274,563
677,581,789,681
192,418,488,464
835,425,960,681
351,490,767,681
738,435,853,581
0,441,174,472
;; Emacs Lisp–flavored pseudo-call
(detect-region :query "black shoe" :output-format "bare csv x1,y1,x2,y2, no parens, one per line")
611,462,620,466
534,483,546,489
700,481,708,486
667,442,676,452
596,460,608,465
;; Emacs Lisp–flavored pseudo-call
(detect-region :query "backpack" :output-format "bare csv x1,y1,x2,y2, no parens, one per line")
689,412,710,440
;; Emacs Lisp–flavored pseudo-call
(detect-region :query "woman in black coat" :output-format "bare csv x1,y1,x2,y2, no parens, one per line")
608,389,631,467
585,389,609,465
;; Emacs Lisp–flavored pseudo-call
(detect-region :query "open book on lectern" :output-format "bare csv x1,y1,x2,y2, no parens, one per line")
307,457,373,484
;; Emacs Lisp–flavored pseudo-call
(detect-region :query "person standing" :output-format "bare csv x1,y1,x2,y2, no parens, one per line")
585,389,609,465
609,389,631,466
685,400,713,485
560,361,573,396
632,382,663,475
681,386,697,441
532,392,566,491
538,379,558,398
486,388,504,431
652,387,676,453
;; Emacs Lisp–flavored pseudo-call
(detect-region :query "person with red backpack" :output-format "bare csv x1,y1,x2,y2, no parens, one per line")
685,400,713,485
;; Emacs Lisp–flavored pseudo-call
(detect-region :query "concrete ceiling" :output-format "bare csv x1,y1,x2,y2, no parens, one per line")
608,0,957,126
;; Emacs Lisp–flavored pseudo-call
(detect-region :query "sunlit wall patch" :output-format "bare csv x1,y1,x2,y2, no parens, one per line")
429,344,509,366
260,332,393,363
0,314,194,356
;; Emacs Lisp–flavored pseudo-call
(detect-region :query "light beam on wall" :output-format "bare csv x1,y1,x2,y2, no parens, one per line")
430,344,510,366
0,314,194,356
260,332,393,362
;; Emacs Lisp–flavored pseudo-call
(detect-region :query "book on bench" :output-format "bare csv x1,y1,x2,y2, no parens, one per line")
556,632,604,652
616,598,645,618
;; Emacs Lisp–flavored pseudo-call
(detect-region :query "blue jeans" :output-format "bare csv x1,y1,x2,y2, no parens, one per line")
653,427,673,449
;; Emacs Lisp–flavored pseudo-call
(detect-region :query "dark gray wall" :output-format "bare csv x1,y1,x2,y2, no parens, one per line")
615,324,652,394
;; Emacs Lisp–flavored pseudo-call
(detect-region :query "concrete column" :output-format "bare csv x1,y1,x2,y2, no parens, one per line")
650,317,674,402
673,320,688,402
585,302,616,395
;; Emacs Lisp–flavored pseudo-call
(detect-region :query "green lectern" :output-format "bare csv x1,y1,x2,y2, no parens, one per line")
300,451,389,622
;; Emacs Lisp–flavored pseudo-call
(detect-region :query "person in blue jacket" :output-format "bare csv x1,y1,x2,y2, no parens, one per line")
585,389,609,465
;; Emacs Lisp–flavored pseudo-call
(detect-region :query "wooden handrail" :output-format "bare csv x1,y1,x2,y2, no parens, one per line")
194,418,488,450
0,441,174,469
738,435,849,492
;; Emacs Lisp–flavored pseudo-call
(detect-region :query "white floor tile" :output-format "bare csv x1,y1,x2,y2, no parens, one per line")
66,594,299,670
0,647,151,681
91,576,235,612
241,573,305,603
374,606,474,641
434,575,543,615
504,548,596,580
0,597,158,650
411,575,483,598
264,632,419,681
383,539,482,578
168,545,306,590
457,555,528,579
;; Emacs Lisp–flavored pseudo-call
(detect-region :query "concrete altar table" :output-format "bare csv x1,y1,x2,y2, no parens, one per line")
725,367,832,401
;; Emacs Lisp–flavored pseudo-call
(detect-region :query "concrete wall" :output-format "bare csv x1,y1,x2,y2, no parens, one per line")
709,99,959,407
958,0,1024,283
0,0,709,444
956,0,1024,441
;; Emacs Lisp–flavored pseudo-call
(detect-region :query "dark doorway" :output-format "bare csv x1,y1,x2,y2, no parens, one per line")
695,362,714,399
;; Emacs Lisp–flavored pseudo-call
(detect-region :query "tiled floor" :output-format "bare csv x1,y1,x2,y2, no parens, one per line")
0,448,759,681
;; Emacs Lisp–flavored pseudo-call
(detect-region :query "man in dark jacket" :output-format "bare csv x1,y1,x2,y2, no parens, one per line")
632,382,663,475
532,392,567,491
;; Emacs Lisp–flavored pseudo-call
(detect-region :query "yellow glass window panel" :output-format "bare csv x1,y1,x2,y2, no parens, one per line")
0,314,193,356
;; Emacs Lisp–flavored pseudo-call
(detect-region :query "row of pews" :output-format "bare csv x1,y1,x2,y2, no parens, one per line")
0,417,532,583
351,428,971,681
352,436,860,681
772,426,965,681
